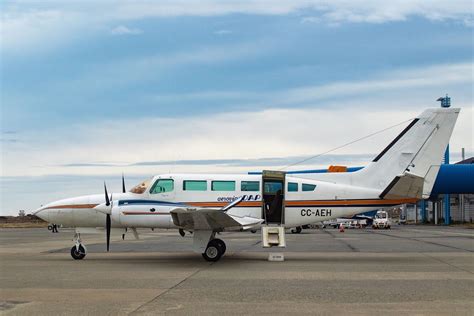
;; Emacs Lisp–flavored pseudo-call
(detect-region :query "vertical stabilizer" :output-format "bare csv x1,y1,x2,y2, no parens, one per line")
353,108,460,198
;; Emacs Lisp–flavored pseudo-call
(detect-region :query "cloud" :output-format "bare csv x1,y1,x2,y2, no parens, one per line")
110,25,143,35
148,62,473,109
2,1,472,54
0,138,20,143
1,62,472,180
267,62,473,107
3,103,472,178
0,8,85,54
59,40,271,89
107,1,473,25
300,16,320,24
214,29,232,35
57,154,376,168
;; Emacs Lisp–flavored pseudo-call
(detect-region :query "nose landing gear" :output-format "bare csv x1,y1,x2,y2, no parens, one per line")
71,233,87,260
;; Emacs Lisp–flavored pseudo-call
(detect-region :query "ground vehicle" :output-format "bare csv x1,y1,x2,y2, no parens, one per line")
372,210,391,229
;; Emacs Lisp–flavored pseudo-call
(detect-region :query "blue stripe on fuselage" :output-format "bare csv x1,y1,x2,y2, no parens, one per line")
118,199,188,207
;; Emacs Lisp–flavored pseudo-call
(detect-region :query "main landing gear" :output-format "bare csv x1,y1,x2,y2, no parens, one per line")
291,226,303,234
70,233,87,260
202,238,226,262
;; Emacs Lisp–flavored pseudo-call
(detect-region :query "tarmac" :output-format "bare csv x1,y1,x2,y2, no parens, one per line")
0,226,473,315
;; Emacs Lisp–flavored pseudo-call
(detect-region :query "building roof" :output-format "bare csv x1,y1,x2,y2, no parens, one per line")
455,157,474,165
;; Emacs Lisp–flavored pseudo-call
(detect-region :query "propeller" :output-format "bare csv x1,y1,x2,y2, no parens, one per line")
122,173,126,193
95,176,126,252
103,182,111,252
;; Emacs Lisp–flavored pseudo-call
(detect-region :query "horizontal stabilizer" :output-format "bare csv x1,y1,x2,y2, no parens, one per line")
379,173,424,199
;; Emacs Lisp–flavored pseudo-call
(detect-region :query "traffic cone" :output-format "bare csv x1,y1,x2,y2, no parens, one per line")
339,224,345,232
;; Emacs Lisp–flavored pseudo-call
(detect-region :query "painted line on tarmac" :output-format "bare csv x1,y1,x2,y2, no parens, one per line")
366,230,473,253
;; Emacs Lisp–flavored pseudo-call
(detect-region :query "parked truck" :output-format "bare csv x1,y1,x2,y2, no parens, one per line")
372,210,391,229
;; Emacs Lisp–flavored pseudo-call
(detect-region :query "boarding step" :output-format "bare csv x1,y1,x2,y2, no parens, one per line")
262,225,286,248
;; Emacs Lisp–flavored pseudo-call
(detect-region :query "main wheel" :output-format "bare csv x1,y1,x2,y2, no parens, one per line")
202,239,224,262
213,238,226,255
70,244,86,260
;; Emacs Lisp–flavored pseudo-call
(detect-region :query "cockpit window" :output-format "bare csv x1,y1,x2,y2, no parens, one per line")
129,178,152,194
150,179,174,194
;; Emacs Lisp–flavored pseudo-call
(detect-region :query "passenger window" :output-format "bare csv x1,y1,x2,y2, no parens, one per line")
241,181,259,191
149,179,174,194
288,182,298,192
302,183,317,191
212,181,235,191
183,180,207,191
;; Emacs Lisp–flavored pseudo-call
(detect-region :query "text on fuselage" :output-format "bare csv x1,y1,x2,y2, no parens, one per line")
300,208,332,216
217,195,261,202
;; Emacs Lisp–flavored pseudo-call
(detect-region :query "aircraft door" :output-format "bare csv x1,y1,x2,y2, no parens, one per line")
262,170,285,224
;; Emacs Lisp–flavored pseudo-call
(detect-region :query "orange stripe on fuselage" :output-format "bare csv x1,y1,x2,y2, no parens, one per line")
285,198,417,206
43,204,99,210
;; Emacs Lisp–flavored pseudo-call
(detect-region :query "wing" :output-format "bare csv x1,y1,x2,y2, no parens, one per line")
170,208,263,231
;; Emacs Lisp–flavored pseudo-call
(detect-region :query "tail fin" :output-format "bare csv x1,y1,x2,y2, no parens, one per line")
354,108,460,199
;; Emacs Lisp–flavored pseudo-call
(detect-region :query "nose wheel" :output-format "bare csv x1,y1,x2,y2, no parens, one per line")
70,244,87,260
71,233,87,260
202,238,226,262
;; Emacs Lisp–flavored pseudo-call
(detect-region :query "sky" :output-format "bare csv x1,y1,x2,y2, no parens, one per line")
1,0,473,215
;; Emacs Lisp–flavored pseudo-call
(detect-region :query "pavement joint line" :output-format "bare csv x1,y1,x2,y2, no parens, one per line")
365,229,473,253
321,229,359,252
227,240,262,258
404,228,474,237
128,263,215,314
421,252,474,275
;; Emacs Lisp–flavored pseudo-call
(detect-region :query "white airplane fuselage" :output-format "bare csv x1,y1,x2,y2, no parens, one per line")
35,173,415,229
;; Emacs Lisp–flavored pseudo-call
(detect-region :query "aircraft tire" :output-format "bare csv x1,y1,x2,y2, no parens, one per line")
179,229,185,237
202,239,223,262
70,244,86,260
291,226,302,234
213,238,226,255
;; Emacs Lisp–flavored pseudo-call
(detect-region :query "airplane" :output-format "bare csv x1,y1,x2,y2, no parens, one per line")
33,108,460,262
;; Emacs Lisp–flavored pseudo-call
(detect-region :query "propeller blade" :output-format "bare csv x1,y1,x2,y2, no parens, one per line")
106,213,111,252
122,173,126,193
104,182,110,206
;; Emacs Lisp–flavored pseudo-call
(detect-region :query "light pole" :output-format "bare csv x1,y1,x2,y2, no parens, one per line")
437,94,451,225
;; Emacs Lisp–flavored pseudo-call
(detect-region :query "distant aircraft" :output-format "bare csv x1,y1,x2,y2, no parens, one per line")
34,108,460,262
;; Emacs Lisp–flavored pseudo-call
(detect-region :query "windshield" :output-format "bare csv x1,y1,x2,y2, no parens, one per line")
129,177,152,194
375,212,387,219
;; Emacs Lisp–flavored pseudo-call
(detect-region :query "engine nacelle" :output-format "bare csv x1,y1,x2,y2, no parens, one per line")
113,203,173,228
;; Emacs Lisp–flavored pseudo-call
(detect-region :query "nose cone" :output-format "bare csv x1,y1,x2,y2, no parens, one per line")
33,206,49,222
94,203,112,215
33,195,101,224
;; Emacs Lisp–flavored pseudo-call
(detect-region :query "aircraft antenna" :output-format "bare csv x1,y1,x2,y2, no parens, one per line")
279,118,413,171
